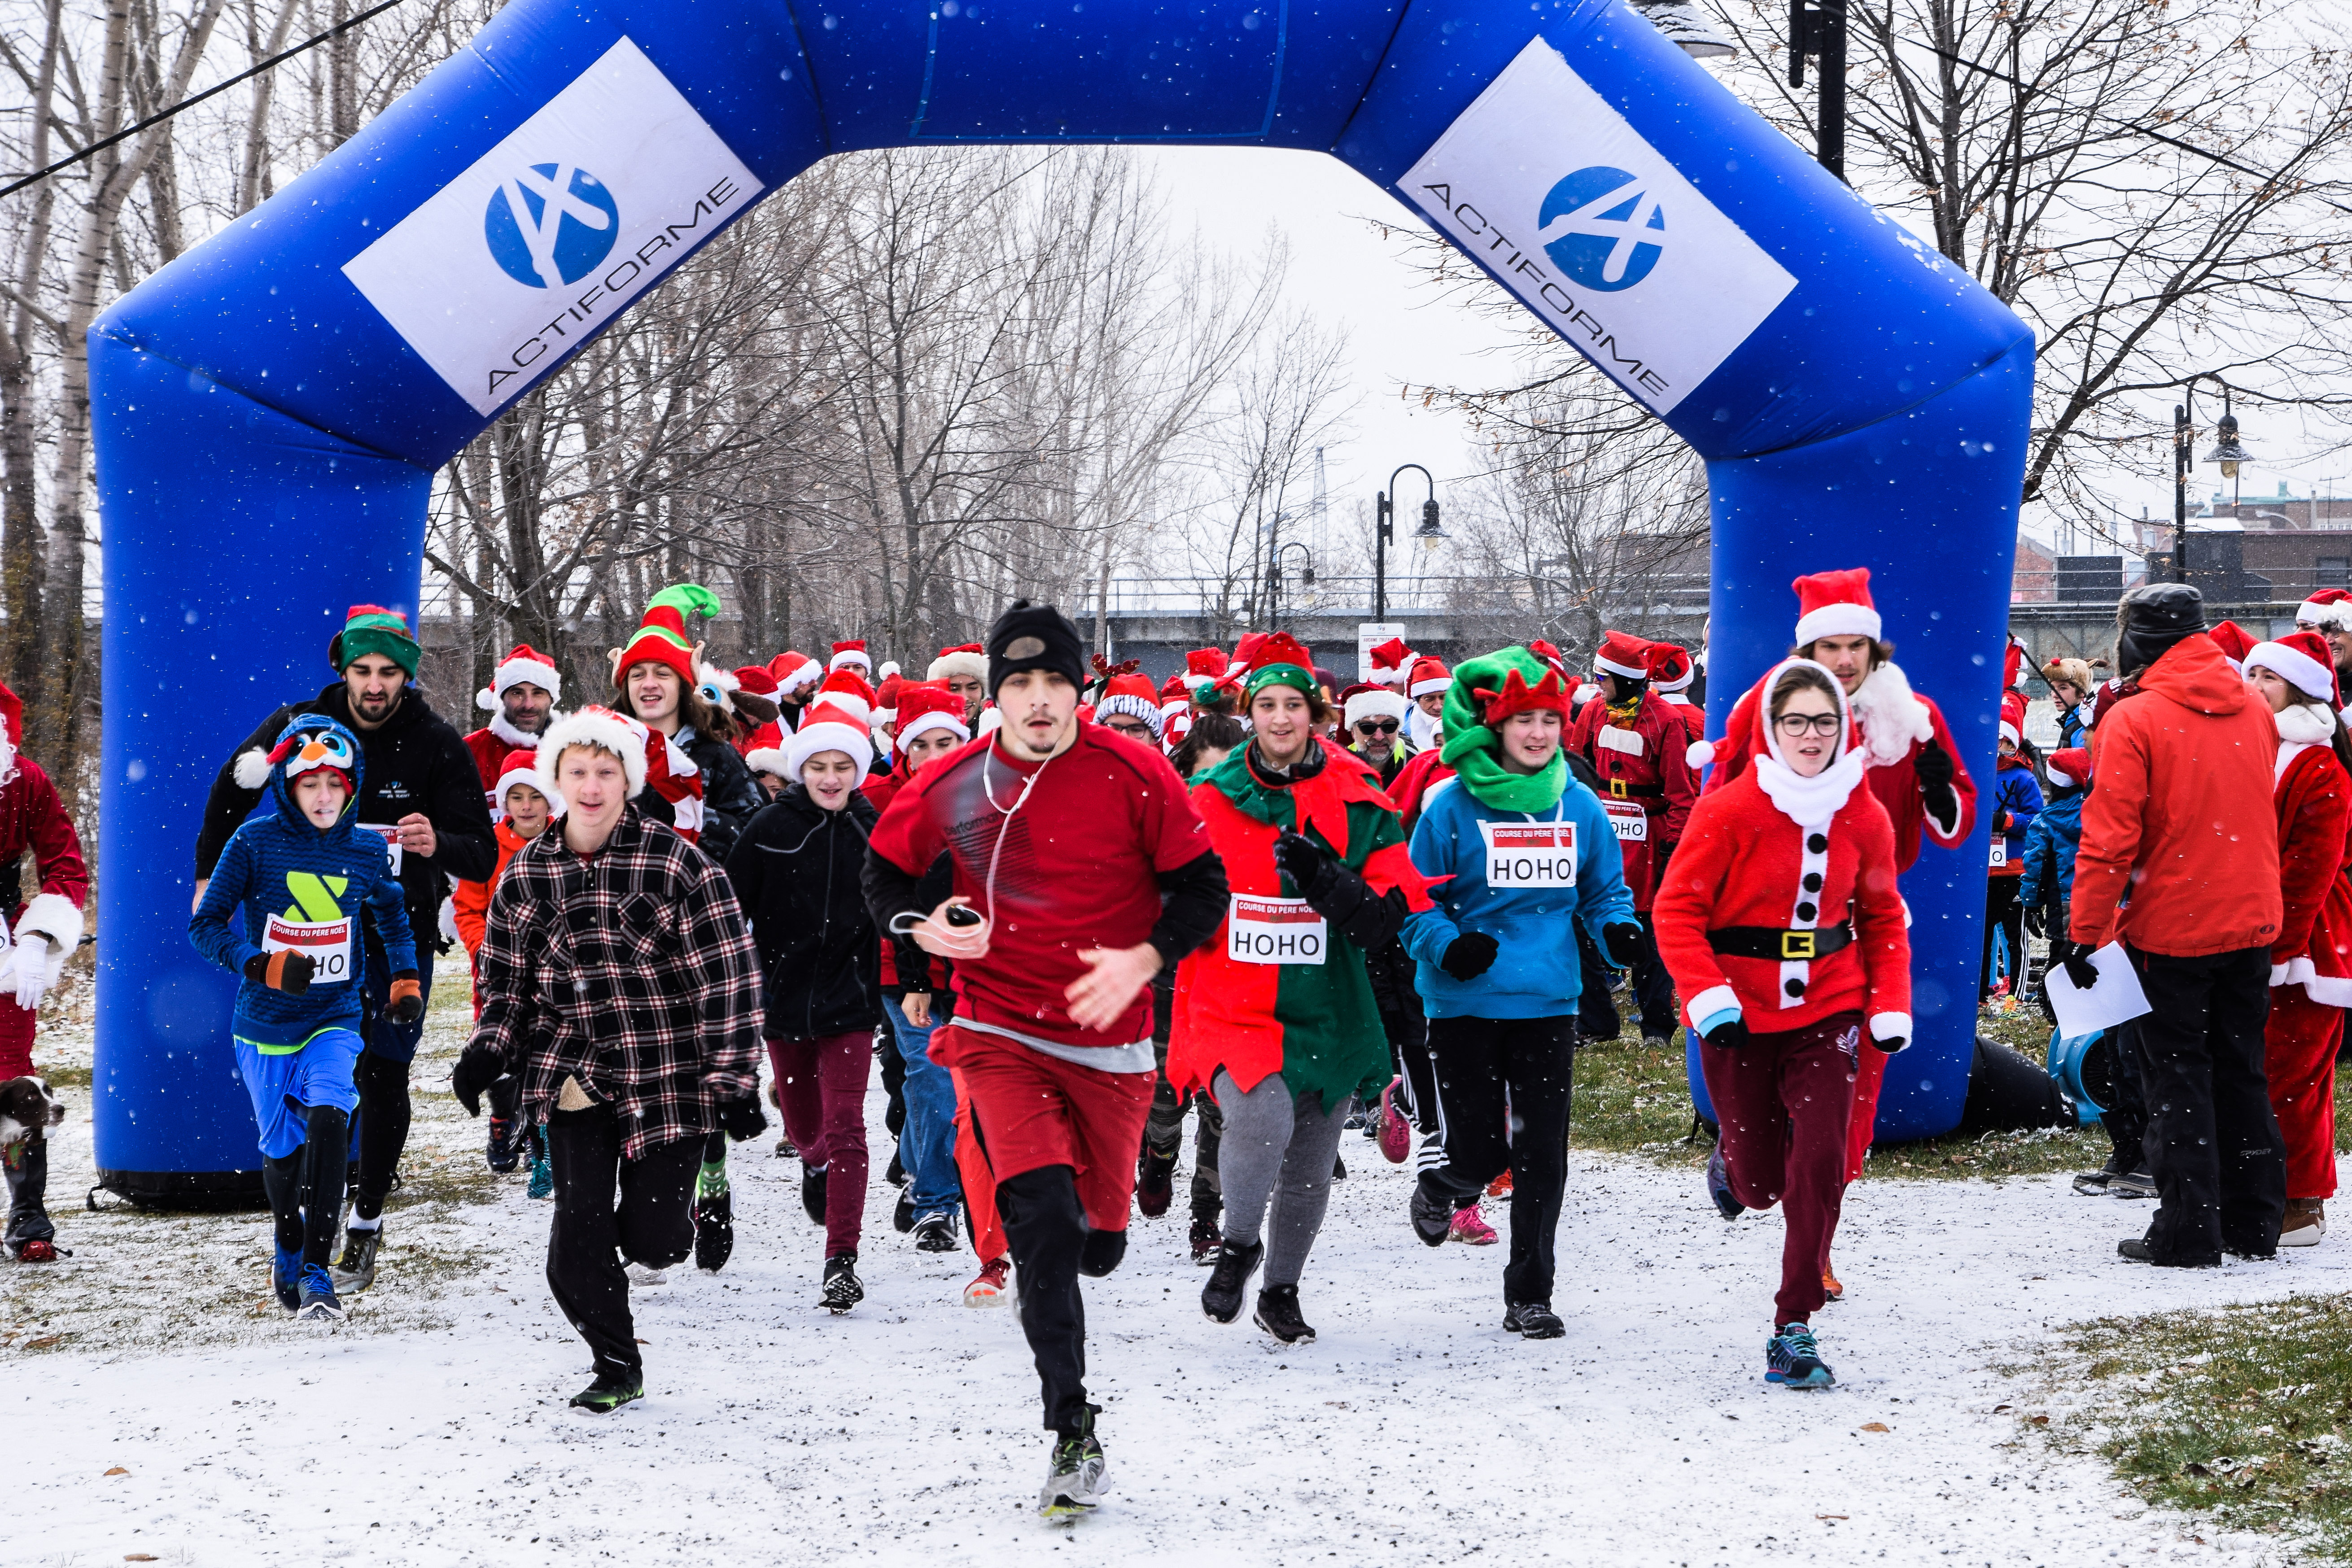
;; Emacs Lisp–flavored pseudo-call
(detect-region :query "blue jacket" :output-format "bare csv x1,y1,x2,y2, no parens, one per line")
1402,775,1638,1020
2020,787,2084,909
189,715,417,1050
2055,705,2088,751
1991,758,2044,870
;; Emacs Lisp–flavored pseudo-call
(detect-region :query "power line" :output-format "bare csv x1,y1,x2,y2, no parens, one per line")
0,0,408,201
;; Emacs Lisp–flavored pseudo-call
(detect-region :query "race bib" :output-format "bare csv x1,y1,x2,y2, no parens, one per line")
359,822,404,875
1604,800,1649,843
1989,836,2008,868
1480,820,1577,887
1227,895,1328,965
1596,727,1645,757
264,914,354,987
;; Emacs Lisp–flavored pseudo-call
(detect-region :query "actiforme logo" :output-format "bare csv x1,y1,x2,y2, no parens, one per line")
484,164,620,288
1536,166,1664,293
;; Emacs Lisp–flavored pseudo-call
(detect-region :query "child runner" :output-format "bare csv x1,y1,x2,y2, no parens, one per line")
1172,634,1430,1343
1654,660,1911,1388
1400,648,1639,1336
453,751,564,1198
190,716,420,1320
863,601,1227,1518
1982,708,2045,999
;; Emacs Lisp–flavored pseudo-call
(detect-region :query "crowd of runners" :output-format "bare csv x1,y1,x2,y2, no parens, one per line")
0,560,2305,1518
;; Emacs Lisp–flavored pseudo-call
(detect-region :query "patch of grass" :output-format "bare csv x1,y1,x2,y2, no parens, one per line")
2023,1295,2352,1561
1569,1030,1708,1166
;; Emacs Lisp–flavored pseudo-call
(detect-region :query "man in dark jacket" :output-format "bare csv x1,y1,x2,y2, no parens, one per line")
192,605,496,1290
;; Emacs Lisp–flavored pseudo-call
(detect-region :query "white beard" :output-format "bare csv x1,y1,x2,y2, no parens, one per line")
1849,661,1936,769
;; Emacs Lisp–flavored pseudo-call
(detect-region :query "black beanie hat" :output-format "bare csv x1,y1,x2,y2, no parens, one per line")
2115,582,2204,676
986,600,1087,699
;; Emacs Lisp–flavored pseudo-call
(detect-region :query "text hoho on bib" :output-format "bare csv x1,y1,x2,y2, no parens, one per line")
1228,894,1329,965
1479,819,1577,888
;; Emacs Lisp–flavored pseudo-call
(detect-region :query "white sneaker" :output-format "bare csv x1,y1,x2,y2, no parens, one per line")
627,1263,669,1287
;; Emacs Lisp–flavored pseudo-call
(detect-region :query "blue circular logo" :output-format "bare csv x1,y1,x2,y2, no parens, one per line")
1538,166,1665,293
484,164,620,289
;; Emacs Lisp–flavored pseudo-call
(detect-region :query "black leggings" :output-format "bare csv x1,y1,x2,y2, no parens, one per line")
1417,1014,1577,1306
1382,1004,1441,1137
546,1105,700,1379
262,1104,350,1267
352,1052,409,1222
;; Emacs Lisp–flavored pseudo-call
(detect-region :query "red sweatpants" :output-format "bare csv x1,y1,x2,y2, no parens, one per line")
768,1031,872,1258
949,1068,1006,1263
1700,1012,1860,1327
2265,986,2341,1201
0,994,35,1080
932,1025,1152,1232
1841,1042,1886,1185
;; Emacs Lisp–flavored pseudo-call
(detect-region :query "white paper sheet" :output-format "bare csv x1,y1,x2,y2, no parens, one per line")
2044,941,2153,1038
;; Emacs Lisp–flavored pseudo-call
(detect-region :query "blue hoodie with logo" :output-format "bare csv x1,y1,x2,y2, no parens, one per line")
189,715,416,1051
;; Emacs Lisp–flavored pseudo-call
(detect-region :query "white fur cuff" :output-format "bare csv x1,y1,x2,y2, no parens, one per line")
17,892,83,953
1685,985,1740,1028
1869,1011,1912,1047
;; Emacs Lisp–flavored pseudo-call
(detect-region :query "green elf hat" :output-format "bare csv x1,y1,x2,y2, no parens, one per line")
612,584,721,690
328,604,420,678
1241,632,1319,699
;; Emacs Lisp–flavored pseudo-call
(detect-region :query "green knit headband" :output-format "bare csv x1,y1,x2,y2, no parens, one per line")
330,611,419,677
1245,662,1317,699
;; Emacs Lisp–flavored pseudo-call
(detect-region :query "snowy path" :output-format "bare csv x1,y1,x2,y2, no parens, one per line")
22,1091,2347,1567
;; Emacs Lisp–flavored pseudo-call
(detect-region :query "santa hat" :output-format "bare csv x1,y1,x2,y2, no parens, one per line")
977,703,1002,738
2297,588,2352,629
879,660,902,682
771,650,824,695
1095,673,1166,740
1159,673,1191,705
1181,648,1230,692
1241,633,1318,698
783,699,873,782
927,643,989,686
1165,709,1194,751
2208,619,2257,674
805,668,876,728
1646,642,1696,693
734,664,781,702
1408,655,1451,700
476,642,562,713
872,673,906,728
538,704,649,799
743,747,791,781
2045,748,2090,791
1469,664,1573,726
613,585,719,690
1343,684,1412,729
1999,690,2027,747
2003,635,2028,692
496,747,564,818
828,640,872,675
1593,630,1652,681
1791,567,1882,646
1527,640,1569,681
1367,637,1414,688
894,681,971,750
2247,630,2341,705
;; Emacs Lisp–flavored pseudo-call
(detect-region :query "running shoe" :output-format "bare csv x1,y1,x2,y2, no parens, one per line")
527,1153,554,1201
1486,1170,1513,1198
1136,1145,1177,1219
627,1263,668,1287
1377,1078,1412,1165
569,1370,644,1414
2072,1166,2115,1195
963,1256,1011,1306
1820,1267,1843,1302
1201,1237,1264,1324
822,1253,864,1314
694,1190,734,1273
2111,1170,2158,1200
2282,1198,2328,1247
886,1152,908,1189
273,1245,302,1311
894,1189,916,1234
1706,1140,1744,1220
913,1211,960,1254
1449,1204,1499,1246
1189,1210,1223,1263
332,1225,380,1293
1503,1301,1565,1340
1408,1184,1453,1248
1253,1284,1316,1345
14,1238,57,1263
296,1264,344,1323
486,1113,521,1174
1765,1322,1834,1388
1039,1406,1109,1518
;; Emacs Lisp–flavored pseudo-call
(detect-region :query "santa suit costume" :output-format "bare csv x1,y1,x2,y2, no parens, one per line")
1647,642,1707,744
0,678,87,1259
1565,630,1698,1042
2243,634,2352,1230
1653,659,1911,1354
463,643,562,804
1699,568,1976,1189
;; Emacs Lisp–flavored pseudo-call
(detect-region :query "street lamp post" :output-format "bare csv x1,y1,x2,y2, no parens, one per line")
1270,540,1314,628
1789,0,1848,179
1375,464,1443,621
2172,376,2254,585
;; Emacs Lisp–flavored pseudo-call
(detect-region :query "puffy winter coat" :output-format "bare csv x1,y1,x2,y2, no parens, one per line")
1987,756,2043,879
2019,787,2084,911
725,783,884,1039
2070,632,2282,957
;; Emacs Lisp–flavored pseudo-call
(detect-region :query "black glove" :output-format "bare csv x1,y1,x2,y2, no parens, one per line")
1439,932,1499,981
2022,905,2046,939
1702,1016,1752,1051
718,1094,769,1143
243,949,315,995
1914,740,1959,830
1271,829,1330,895
385,970,424,1026
449,1050,502,1118
2062,949,2101,991
1602,920,1650,968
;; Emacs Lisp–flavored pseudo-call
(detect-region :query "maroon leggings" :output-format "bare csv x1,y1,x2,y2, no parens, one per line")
768,1031,872,1257
1699,1011,1859,1327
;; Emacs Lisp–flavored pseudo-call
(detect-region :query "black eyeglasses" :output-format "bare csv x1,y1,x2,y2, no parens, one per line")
1773,713,1841,737
1355,720,1400,736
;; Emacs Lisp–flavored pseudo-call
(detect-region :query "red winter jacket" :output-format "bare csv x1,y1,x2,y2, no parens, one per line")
462,724,537,808
2267,718,2349,974
2071,633,2282,957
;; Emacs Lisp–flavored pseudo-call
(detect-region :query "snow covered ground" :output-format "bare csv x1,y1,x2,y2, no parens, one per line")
12,974,2345,1567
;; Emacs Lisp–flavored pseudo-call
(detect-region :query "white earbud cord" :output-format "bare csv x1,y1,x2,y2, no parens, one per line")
978,740,1053,922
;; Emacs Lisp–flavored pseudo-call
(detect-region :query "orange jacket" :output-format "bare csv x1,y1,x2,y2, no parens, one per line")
453,819,535,958
2070,633,2282,957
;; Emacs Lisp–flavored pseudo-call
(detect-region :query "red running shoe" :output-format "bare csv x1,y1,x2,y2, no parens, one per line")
1377,1078,1411,1165
1486,1170,1514,1198
963,1256,1011,1306
1449,1205,1499,1245
15,1238,56,1263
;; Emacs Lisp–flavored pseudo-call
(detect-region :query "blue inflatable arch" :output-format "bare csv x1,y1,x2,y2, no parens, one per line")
90,0,2030,1192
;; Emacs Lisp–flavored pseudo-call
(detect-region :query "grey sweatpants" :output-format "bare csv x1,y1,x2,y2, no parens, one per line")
1213,1068,1350,1288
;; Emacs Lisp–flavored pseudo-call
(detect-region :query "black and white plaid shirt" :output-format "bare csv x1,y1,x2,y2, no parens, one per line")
469,807,761,1159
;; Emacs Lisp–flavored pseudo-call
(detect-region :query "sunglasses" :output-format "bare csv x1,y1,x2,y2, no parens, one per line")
1355,719,1401,736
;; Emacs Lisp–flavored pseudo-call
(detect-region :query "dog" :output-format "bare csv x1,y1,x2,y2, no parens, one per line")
0,1076,64,1149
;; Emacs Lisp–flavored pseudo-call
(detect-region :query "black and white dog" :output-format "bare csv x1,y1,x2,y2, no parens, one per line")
0,1076,64,1149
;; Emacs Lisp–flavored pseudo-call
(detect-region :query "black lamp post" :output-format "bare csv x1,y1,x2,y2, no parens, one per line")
1375,464,1443,622
1269,540,1314,628
1789,0,1847,179
2172,376,2251,585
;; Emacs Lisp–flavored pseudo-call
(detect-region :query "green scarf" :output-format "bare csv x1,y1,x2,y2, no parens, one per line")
1438,646,1568,814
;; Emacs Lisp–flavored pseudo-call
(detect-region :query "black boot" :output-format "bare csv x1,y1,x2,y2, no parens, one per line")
694,1189,734,1273
1137,1144,1177,1218
569,1368,644,1413
1253,1283,1316,1345
1201,1237,1263,1324
1188,1202,1222,1263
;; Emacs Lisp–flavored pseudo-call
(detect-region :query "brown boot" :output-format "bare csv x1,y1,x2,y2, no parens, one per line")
2281,1197,2327,1248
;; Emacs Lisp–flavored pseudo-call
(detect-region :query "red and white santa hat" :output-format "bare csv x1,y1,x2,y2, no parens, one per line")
1999,690,2028,747
782,698,873,782
872,673,905,729
2297,588,2352,630
743,746,791,782
477,642,562,713
806,668,876,728
2246,629,2341,705
496,747,564,818
1408,655,1451,700
770,650,824,695
1181,647,1230,694
2208,619,2257,674
2045,747,2090,791
1342,682,1412,728
537,704,648,799
1593,629,1653,681
1791,567,1882,646
1366,637,1414,689
1646,642,1696,694
828,640,872,675
927,643,988,686
1094,673,1166,740
893,681,972,751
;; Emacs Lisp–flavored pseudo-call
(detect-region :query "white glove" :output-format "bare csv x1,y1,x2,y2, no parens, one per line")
0,939,50,1011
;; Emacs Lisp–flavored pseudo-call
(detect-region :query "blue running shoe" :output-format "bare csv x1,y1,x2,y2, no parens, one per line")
1765,1322,1834,1389
297,1263,345,1322
527,1152,554,1201
273,1246,302,1311
1706,1140,1743,1221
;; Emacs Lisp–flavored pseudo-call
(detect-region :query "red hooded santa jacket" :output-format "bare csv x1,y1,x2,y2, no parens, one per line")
2266,705,2352,1000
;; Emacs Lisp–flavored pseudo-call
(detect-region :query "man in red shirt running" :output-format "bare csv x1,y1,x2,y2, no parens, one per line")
864,601,1228,1519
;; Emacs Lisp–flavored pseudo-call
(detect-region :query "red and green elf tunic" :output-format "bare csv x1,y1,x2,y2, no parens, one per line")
1169,745,1433,1111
